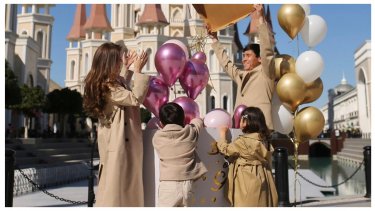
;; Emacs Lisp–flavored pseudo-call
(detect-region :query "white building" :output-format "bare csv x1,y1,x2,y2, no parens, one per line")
65,4,275,115
321,40,371,139
5,4,55,132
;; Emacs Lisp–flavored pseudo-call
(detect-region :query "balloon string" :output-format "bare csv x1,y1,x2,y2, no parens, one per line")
297,34,300,56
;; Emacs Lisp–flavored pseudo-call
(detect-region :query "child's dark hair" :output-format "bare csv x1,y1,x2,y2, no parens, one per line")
241,107,270,140
159,103,185,127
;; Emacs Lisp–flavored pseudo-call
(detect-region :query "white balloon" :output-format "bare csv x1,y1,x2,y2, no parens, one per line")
204,109,232,128
301,15,327,48
299,4,310,16
271,92,294,134
296,50,324,83
163,39,189,60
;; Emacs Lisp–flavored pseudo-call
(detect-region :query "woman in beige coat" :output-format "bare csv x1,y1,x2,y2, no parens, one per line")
216,107,278,207
83,42,150,206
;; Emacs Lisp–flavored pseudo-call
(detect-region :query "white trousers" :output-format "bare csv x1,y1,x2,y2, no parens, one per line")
157,180,193,207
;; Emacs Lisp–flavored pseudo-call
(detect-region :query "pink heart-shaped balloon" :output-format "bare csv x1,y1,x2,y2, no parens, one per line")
179,59,209,100
143,76,169,118
155,43,187,86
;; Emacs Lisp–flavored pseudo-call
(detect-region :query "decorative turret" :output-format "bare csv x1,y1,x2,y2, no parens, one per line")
137,4,169,35
66,4,86,41
83,4,113,39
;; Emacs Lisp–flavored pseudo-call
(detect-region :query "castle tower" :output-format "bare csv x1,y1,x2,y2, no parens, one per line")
111,4,136,41
16,4,54,91
65,4,86,92
5,4,18,69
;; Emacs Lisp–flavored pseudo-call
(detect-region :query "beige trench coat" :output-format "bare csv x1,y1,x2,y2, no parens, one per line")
217,133,278,207
212,23,275,130
95,71,150,207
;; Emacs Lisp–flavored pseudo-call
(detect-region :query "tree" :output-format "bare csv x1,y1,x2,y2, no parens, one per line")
44,88,83,137
11,85,45,138
5,60,22,108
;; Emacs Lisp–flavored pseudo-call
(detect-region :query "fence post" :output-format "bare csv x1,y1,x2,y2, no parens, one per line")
273,147,291,207
363,146,371,198
5,149,16,207
88,127,97,207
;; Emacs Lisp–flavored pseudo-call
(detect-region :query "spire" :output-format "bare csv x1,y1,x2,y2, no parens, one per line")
341,73,347,84
265,5,273,31
66,4,87,41
83,4,113,32
137,4,169,26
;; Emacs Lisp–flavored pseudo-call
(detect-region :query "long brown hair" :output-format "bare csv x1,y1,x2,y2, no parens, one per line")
83,42,123,118
241,107,270,140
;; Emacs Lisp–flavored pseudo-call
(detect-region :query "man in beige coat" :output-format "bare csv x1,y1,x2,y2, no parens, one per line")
207,4,275,130
86,45,150,206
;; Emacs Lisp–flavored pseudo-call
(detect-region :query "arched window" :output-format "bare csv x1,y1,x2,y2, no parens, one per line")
37,31,44,57
210,96,215,110
85,53,89,74
28,75,34,87
146,48,152,71
70,60,75,80
209,50,215,72
223,96,228,111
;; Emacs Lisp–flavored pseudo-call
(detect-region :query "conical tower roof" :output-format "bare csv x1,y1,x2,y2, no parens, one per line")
137,4,169,25
83,4,113,32
66,4,87,41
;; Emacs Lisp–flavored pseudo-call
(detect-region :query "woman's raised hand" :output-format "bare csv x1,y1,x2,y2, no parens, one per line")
134,50,148,73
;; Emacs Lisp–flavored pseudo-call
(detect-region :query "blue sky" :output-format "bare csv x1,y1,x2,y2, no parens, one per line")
41,4,370,109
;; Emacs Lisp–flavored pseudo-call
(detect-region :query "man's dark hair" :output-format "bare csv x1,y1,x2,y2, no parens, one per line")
159,102,185,127
243,43,260,58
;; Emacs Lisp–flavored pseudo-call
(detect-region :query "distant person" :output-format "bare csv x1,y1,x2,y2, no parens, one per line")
152,102,207,207
207,4,275,130
215,107,278,207
83,42,150,206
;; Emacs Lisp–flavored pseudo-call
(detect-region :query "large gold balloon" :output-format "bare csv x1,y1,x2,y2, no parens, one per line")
294,106,325,143
277,4,306,39
303,77,323,104
274,54,296,81
276,73,306,112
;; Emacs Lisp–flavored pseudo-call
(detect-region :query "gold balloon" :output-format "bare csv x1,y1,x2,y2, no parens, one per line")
294,106,325,143
277,4,306,39
274,54,296,81
303,77,323,104
276,73,306,112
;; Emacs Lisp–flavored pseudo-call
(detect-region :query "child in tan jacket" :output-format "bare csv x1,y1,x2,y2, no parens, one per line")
152,102,207,207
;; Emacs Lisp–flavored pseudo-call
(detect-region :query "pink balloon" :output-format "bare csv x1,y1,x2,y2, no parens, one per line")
204,109,232,128
192,52,207,63
146,117,162,129
233,105,247,129
163,39,189,60
143,76,169,118
155,43,187,86
172,97,200,125
179,59,209,100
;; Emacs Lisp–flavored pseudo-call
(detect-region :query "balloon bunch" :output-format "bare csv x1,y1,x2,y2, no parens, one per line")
276,4,327,204
144,39,209,128
275,4,326,143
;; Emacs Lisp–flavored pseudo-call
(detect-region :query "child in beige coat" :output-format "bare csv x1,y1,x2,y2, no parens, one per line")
152,102,207,207
216,107,278,207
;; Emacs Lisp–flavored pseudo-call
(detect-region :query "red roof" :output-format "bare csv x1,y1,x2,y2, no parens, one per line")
66,4,86,41
137,4,168,25
83,4,113,32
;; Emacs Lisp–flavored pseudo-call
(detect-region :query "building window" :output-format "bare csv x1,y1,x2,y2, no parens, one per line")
209,50,214,72
146,48,152,71
70,61,75,80
210,96,215,110
85,53,89,74
223,96,228,111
